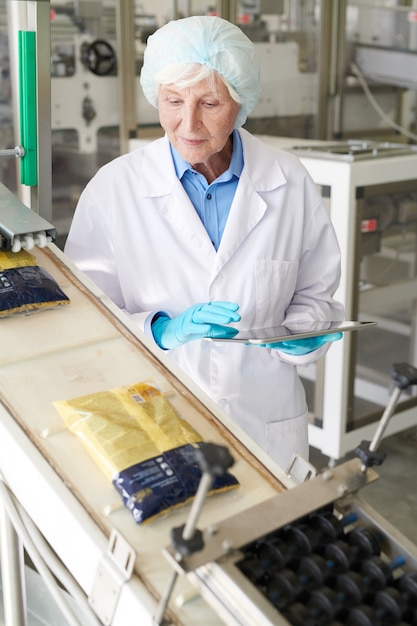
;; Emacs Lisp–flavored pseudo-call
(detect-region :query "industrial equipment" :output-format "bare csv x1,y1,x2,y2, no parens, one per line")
48,10,317,157
249,135,417,461
0,184,416,625
350,3,417,90
150,364,417,626
1,1,417,618
0,231,416,626
0,179,56,250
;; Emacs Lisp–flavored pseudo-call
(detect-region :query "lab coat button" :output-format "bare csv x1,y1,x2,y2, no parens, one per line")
218,398,227,406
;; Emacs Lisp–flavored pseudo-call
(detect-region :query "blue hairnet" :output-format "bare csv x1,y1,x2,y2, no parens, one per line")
140,16,260,128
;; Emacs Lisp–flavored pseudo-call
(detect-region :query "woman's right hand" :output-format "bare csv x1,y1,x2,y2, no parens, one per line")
151,301,240,349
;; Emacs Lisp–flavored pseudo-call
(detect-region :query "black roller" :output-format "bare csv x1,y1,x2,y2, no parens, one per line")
237,555,267,585
266,569,303,610
324,540,359,573
335,570,368,606
297,554,337,590
373,588,406,624
346,604,380,626
309,510,357,546
324,526,381,574
281,524,317,565
398,571,417,603
261,535,291,569
360,555,404,593
307,586,345,624
282,602,313,626
346,526,381,558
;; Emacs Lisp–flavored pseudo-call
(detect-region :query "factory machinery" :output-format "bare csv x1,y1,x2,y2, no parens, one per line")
1,3,417,621
292,140,417,460
44,1,417,155
157,439,417,626
0,185,417,626
154,365,417,626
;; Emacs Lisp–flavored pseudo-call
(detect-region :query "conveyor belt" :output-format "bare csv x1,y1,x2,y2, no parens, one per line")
0,243,290,626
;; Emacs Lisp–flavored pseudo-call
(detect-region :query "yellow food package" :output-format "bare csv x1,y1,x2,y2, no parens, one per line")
54,381,239,523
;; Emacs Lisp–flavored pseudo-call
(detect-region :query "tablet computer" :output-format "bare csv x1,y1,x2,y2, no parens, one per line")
210,320,376,344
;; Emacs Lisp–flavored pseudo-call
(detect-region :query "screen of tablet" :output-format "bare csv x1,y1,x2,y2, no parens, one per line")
210,320,376,344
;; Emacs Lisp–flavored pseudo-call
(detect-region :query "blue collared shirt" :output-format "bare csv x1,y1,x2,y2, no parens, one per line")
170,129,243,250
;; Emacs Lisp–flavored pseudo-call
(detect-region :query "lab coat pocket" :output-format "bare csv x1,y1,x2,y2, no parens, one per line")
266,412,308,472
255,260,299,327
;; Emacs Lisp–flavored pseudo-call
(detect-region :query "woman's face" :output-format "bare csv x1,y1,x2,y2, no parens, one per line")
157,73,240,167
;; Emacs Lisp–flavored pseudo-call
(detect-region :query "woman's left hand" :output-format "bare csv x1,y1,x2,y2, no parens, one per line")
258,332,343,355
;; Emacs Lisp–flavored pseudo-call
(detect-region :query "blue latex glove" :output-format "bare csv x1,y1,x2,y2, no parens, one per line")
260,332,343,355
152,302,240,350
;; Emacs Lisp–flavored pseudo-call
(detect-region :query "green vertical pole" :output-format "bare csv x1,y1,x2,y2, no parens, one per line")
18,30,38,186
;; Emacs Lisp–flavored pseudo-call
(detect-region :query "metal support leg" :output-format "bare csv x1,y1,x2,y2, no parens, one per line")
153,444,234,626
0,499,28,626
356,363,417,472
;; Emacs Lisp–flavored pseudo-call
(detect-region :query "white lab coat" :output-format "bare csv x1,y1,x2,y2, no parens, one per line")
65,129,344,470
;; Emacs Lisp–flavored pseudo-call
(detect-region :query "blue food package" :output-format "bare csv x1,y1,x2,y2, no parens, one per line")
0,250,69,316
113,442,239,524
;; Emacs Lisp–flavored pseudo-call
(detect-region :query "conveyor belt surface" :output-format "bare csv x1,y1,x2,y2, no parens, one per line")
0,244,289,626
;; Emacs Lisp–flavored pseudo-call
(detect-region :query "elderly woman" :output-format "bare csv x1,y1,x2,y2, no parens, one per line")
65,16,344,470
